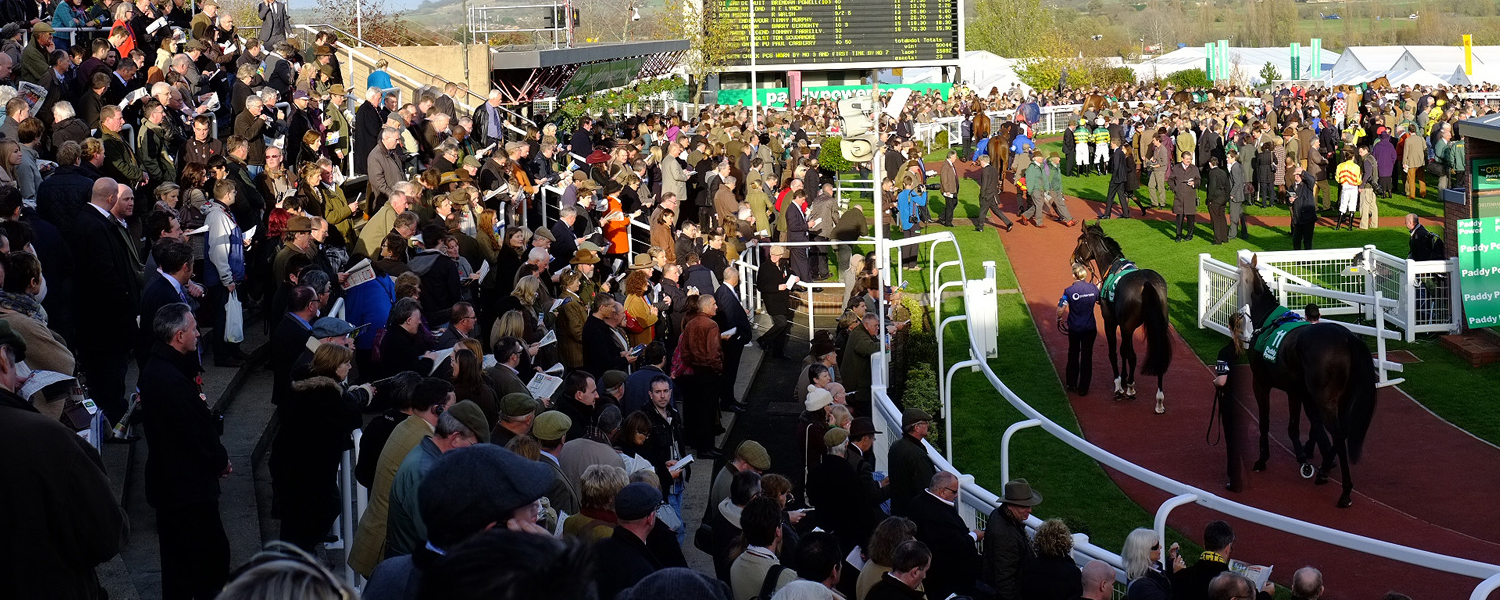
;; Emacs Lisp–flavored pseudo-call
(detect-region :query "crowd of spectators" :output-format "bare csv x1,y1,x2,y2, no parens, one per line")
0,8,1448,598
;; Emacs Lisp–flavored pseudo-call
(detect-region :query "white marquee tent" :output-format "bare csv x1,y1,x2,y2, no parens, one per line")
1128,46,1339,85
901,51,1032,94
1330,45,1500,86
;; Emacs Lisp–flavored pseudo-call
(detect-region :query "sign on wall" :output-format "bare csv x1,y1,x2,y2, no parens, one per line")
1457,216,1500,329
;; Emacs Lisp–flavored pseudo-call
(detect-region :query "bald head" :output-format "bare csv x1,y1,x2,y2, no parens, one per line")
928,470,958,492
91,177,120,209
1086,558,1122,591
1208,572,1253,600
1291,567,1323,599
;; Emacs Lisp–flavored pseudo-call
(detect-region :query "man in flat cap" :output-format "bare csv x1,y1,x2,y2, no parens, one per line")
533,410,580,515
887,407,937,517
383,400,488,558
594,482,668,599
17,23,55,86
489,392,538,447
363,444,553,598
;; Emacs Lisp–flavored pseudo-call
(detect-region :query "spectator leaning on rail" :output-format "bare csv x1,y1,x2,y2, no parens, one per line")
982,478,1044,600
1122,527,1183,600
886,407,937,517
1172,520,1273,600
906,471,984,600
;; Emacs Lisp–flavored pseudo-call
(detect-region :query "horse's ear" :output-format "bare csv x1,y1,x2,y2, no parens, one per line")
1250,254,1258,267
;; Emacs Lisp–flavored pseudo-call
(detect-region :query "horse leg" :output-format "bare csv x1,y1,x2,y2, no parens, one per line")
1302,399,1335,483
1104,321,1123,399
1286,391,1307,467
1120,327,1139,401
1253,379,1273,471
1334,428,1355,508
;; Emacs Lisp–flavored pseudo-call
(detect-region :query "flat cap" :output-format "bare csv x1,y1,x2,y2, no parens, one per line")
823,427,848,448
532,410,571,442
614,482,660,521
417,445,552,526
901,407,932,430
734,440,770,471
601,370,628,391
445,400,490,443
499,392,538,419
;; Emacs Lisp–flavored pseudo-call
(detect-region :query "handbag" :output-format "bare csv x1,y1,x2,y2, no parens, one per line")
223,290,244,343
622,309,646,334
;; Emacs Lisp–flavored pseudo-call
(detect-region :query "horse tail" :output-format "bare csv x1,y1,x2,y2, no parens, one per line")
1342,333,1379,464
1140,277,1173,377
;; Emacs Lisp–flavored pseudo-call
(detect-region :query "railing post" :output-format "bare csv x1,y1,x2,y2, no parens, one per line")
1000,419,1042,484
1363,245,1378,321
1405,258,1419,342
944,357,980,461
1449,256,1463,335
1469,572,1500,600
1153,493,1199,554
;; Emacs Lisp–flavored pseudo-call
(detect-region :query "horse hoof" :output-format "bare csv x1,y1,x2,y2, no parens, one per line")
1337,497,1354,509
1154,400,1165,414
1314,473,1330,485
1300,463,1316,479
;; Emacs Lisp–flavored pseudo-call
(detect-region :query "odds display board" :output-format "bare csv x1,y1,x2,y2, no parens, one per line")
715,0,960,69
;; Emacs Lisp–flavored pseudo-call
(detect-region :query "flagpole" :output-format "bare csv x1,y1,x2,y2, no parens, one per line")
749,0,759,128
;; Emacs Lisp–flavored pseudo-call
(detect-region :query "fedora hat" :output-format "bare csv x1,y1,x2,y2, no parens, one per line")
570,249,600,265
1000,478,1043,507
630,254,653,270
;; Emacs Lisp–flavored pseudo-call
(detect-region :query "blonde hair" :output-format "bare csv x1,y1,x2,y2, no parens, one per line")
579,465,628,510
512,275,541,305
309,343,354,379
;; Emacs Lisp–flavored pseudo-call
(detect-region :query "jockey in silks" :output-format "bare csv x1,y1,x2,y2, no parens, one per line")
1075,118,1092,173
1092,118,1111,175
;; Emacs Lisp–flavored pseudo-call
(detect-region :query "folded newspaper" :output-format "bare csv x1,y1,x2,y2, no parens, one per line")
342,259,376,289
526,372,563,400
16,81,45,111
1228,560,1273,591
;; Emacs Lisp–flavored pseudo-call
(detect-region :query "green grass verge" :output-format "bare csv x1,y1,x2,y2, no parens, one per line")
865,172,1200,557
924,142,1500,446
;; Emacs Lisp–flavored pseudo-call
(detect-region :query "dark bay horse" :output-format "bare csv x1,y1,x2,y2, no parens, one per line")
1239,255,1378,508
1072,224,1173,412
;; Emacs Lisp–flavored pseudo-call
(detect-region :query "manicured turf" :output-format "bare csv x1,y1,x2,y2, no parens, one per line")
857,173,1201,557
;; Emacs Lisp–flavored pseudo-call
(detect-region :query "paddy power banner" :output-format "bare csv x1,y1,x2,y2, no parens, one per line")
717,83,951,107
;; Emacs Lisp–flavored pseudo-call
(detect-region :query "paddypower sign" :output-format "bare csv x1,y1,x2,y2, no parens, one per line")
1457,216,1500,329
717,83,951,107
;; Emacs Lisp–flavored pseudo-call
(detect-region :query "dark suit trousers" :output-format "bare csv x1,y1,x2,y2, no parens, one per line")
158,501,230,600
975,192,1012,230
760,313,792,355
1291,221,1314,250
790,246,811,281
1066,328,1095,392
720,341,744,404
682,371,722,450
940,193,957,224
1104,182,1130,217
1208,200,1229,243
79,341,131,423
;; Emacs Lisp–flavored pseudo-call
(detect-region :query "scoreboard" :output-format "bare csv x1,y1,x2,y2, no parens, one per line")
716,0,960,68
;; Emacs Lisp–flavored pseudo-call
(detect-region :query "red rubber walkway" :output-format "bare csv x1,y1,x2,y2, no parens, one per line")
947,162,1500,599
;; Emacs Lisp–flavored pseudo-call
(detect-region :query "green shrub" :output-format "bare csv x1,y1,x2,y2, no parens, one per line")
818,136,853,174
903,363,943,445
1165,68,1213,89
934,130,950,149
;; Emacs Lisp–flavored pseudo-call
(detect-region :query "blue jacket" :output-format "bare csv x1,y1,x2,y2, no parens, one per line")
897,188,926,231
1011,134,1035,154
366,70,393,91
345,275,395,350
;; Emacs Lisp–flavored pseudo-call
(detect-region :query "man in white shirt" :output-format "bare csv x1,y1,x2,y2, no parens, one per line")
729,496,798,600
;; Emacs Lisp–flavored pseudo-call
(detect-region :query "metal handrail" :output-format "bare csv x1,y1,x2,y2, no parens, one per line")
908,253,1500,596
296,23,535,129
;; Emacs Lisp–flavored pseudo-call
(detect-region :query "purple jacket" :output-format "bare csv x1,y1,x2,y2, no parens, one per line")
1373,134,1398,177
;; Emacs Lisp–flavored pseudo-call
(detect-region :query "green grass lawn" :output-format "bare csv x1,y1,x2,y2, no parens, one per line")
858,173,1202,558
949,142,1500,446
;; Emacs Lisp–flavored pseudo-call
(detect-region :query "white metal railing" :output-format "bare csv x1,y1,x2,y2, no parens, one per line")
1197,246,1460,343
887,254,1500,598
733,239,866,340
